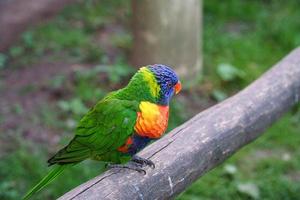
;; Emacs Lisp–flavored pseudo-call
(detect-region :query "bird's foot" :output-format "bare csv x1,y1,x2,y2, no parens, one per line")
132,155,155,169
107,162,146,174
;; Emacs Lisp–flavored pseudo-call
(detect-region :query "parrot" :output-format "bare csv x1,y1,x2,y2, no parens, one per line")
23,64,181,199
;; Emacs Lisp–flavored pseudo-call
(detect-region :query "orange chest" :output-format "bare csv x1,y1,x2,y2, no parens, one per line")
134,102,169,139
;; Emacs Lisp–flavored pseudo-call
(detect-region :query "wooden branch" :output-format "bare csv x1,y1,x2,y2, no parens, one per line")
59,48,300,200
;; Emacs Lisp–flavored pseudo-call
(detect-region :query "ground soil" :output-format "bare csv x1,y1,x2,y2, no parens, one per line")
0,62,77,150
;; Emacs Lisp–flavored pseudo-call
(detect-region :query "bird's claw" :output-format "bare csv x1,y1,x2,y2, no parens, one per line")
107,163,146,175
107,156,155,174
132,155,155,169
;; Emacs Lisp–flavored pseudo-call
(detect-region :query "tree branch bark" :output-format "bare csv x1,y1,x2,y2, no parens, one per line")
59,48,300,200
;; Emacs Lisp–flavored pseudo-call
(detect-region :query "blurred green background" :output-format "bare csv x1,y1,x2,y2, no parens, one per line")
0,0,300,199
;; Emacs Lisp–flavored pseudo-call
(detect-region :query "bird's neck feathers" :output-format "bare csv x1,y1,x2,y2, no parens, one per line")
116,67,161,104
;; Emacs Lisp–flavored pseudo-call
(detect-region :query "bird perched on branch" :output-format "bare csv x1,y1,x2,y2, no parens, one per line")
23,64,181,199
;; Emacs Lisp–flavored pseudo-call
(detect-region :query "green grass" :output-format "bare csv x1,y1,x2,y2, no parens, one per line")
1,0,300,199
203,0,300,93
3,0,130,67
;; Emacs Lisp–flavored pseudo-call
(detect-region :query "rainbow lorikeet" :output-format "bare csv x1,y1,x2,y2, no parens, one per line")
23,64,181,199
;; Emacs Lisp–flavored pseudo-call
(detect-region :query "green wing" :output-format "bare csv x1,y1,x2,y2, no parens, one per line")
48,98,139,165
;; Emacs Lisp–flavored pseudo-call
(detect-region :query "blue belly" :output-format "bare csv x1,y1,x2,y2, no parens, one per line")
128,134,152,155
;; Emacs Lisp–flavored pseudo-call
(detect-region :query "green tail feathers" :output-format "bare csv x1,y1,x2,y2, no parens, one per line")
23,164,69,200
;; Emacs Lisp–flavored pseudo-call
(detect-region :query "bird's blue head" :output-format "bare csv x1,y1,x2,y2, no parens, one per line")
147,64,181,105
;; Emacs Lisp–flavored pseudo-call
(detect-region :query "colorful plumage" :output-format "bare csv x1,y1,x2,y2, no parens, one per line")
23,64,181,199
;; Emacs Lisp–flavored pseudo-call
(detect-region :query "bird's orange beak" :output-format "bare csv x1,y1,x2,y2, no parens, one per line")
174,81,182,94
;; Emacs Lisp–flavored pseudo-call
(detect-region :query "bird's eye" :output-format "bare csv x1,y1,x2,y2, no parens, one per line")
167,82,172,88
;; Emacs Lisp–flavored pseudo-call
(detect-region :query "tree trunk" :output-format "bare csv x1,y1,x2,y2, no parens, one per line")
131,0,202,83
